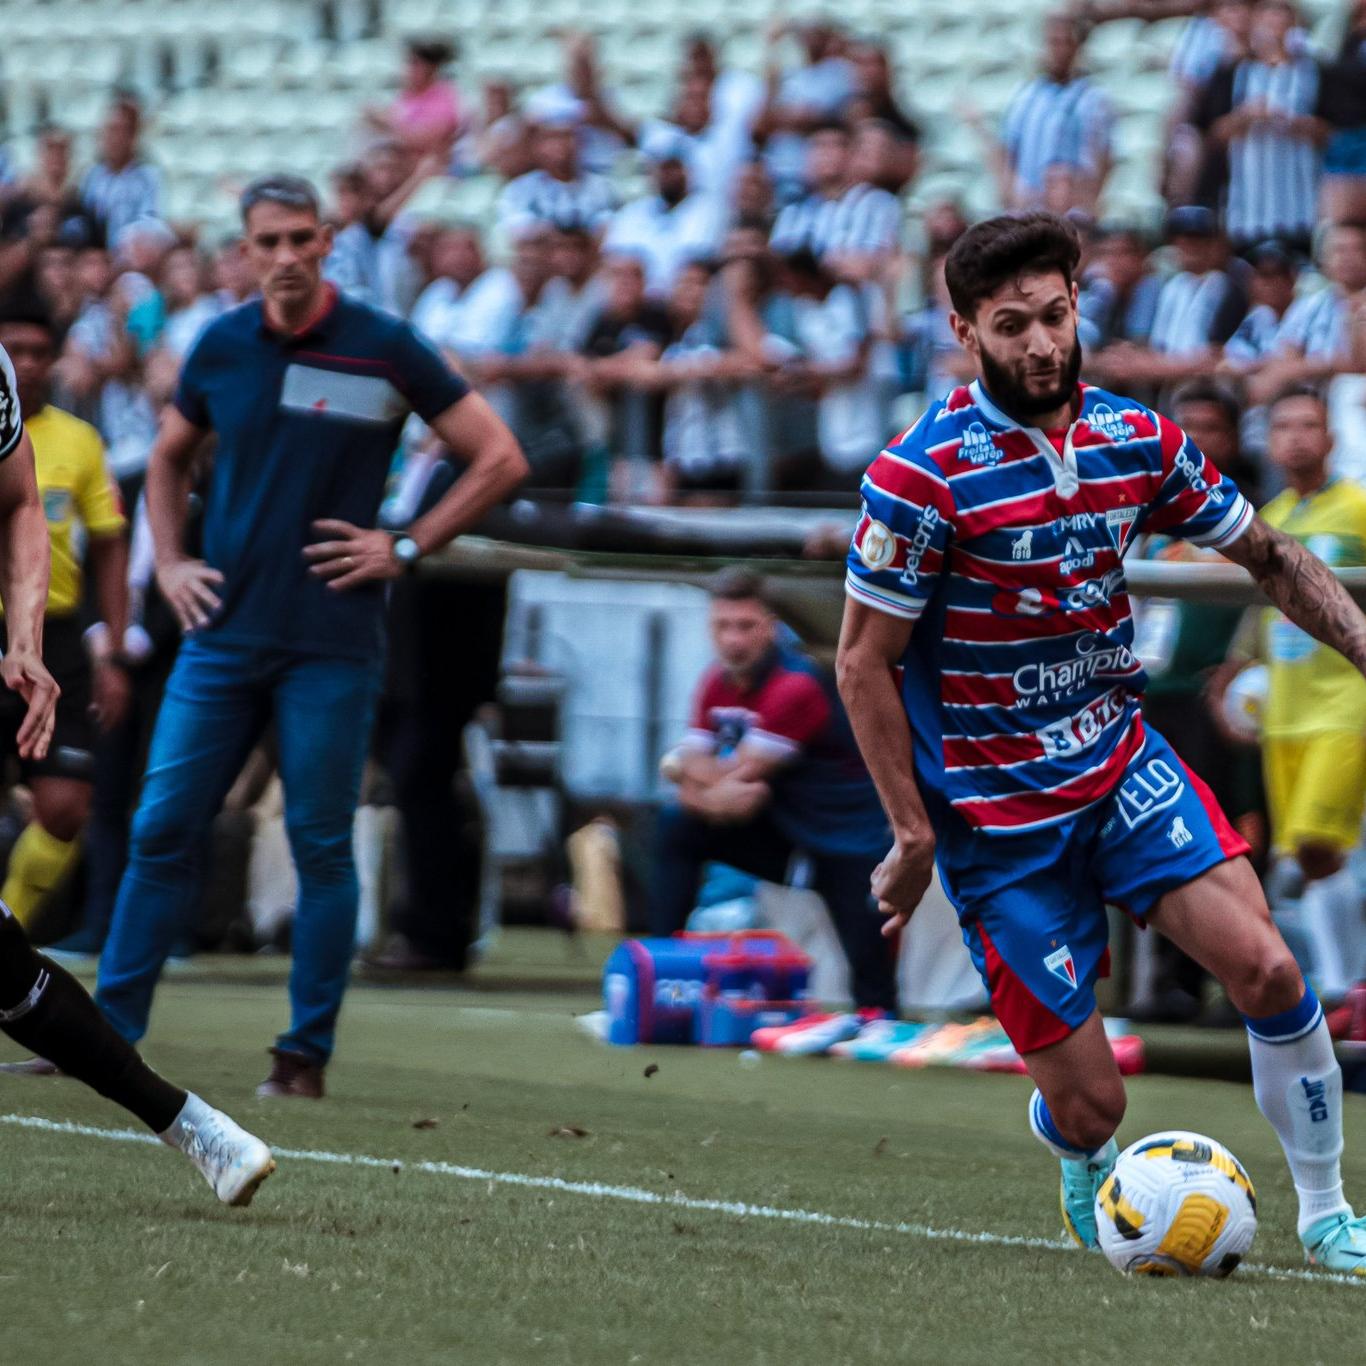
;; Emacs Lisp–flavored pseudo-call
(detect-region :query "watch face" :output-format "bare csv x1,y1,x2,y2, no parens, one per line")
395,537,420,565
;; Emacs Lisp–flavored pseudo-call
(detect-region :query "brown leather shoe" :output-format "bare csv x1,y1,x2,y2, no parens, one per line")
0,1056,62,1077
255,1048,325,1099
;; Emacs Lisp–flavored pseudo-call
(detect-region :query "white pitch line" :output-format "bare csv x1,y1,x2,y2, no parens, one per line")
1,1112,1360,1288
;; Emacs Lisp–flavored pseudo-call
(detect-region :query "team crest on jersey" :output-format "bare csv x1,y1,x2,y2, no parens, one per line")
1044,945,1078,990
859,518,897,571
1104,506,1140,555
959,421,1003,466
1086,404,1134,443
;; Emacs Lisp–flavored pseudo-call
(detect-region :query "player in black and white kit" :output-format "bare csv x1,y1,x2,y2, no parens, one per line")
0,344,276,1206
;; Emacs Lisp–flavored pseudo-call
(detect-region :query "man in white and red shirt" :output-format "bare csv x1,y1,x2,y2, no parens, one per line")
836,210,1366,1270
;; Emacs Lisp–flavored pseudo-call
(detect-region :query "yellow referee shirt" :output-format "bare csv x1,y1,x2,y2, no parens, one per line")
20,404,125,617
1260,477,1366,739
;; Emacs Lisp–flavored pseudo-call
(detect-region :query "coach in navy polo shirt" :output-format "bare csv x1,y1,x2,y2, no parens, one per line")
88,175,526,1097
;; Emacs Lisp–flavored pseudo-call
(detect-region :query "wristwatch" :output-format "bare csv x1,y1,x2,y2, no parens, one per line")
390,535,422,573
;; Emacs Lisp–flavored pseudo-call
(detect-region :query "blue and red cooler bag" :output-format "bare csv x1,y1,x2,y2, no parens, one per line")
603,932,811,1046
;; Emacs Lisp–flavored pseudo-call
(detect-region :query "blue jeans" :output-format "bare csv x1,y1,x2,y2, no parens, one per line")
95,639,381,1062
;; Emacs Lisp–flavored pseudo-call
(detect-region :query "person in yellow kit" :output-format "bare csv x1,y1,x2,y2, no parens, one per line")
1218,384,1366,987
0,301,129,928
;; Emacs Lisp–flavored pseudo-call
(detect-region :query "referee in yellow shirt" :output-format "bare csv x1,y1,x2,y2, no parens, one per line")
0,301,129,927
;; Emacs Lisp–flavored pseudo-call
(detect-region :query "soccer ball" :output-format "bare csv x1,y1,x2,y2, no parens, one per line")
1221,664,1268,742
1094,1131,1258,1277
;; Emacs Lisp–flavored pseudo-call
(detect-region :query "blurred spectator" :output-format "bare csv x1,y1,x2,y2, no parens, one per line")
498,98,616,233
34,240,83,336
1165,0,1254,204
769,123,850,257
435,224,582,491
142,244,223,405
326,144,444,313
643,260,759,501
652,569,898,1013
410,225,484,345
463,80,532,181
846,39,922,189
1192,0,1328,253
80,96,161,248
1222,237,1301,369
1078,224,1161,352
754,21,856,204
604,126,723,296
577,254,673,486
731,160,775,228
1319,0,1366,223
997,13,1113,213
537,226,604,352
1095,205,1249,393
364,37,462,157
0,125,93,295
821,121,906,285
901,251,975,406
1243,219,1366,405
779,247,888,492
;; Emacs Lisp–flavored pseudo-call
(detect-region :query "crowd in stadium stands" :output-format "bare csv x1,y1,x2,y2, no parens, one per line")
0,1,1365,1006
0,5,1363,506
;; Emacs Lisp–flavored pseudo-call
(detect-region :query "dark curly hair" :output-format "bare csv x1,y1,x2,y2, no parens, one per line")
943,212,1082,319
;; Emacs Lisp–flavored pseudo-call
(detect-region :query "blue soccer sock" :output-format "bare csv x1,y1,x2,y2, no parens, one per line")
1244,987,1352,1239
1028,1088,1109,1163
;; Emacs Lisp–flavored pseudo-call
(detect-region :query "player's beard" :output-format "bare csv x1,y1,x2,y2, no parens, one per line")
978,332,1083,423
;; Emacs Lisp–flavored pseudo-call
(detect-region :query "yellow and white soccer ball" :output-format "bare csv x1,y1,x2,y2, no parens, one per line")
1095,1131,1258,1277
1222,664,1269,742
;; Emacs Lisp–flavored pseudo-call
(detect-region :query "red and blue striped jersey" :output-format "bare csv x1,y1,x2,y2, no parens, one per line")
845,380,1253,834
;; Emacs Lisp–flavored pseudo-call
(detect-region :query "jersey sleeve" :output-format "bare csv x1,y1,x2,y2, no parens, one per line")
389,321,472,422
73,427,126,536
845,445,955,621
739,671,832,763
0,345,23,460
172,329,213,429
1141,413,1253,548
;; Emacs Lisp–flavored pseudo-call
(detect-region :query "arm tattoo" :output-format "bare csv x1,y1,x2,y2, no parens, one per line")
1223,517,1366,674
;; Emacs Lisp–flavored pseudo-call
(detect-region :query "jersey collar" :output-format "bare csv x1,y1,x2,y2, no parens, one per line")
969,378,1081,499
259,283,340,344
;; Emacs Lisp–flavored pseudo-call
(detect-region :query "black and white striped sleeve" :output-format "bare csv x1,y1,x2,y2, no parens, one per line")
0,344,22,461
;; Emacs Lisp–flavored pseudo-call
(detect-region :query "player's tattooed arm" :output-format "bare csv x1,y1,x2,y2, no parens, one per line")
1221,515,1366,674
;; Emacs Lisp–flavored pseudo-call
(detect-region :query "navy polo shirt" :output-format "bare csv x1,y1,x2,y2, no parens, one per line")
174,288,469,661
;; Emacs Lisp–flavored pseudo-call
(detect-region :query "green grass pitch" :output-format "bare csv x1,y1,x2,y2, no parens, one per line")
0,931,1361,1365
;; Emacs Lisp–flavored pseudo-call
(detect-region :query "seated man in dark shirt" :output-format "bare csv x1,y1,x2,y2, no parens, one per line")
651,568,899,1013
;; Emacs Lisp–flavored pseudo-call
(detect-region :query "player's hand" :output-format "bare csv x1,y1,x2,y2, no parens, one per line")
0,647,59,762
871,828,936,937
156,556,225,632
303,519,403,591
90,658,132,733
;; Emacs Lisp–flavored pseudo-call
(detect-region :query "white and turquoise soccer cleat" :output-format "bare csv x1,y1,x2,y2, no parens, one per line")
1059,1139,1119,1249
160,1093,276,1207
1302,1212,1366,1274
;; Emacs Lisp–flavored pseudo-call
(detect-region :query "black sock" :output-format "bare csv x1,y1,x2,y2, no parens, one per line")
0,910,186,1133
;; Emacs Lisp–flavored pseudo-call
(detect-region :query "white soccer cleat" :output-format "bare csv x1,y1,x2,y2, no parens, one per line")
160,1093,276,1207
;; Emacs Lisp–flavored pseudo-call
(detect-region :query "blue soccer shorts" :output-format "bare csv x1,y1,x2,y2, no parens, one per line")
936,724,1250,1054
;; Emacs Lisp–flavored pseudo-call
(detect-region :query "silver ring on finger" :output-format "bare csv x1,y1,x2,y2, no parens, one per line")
345,556,355,571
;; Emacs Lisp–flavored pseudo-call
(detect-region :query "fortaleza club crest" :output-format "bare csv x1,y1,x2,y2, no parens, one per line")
1104,505,1140,555
1044,945,1078,990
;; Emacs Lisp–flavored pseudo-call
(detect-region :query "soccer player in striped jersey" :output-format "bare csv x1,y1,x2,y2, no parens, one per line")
837,212,1366,1272
0,342,275,1207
